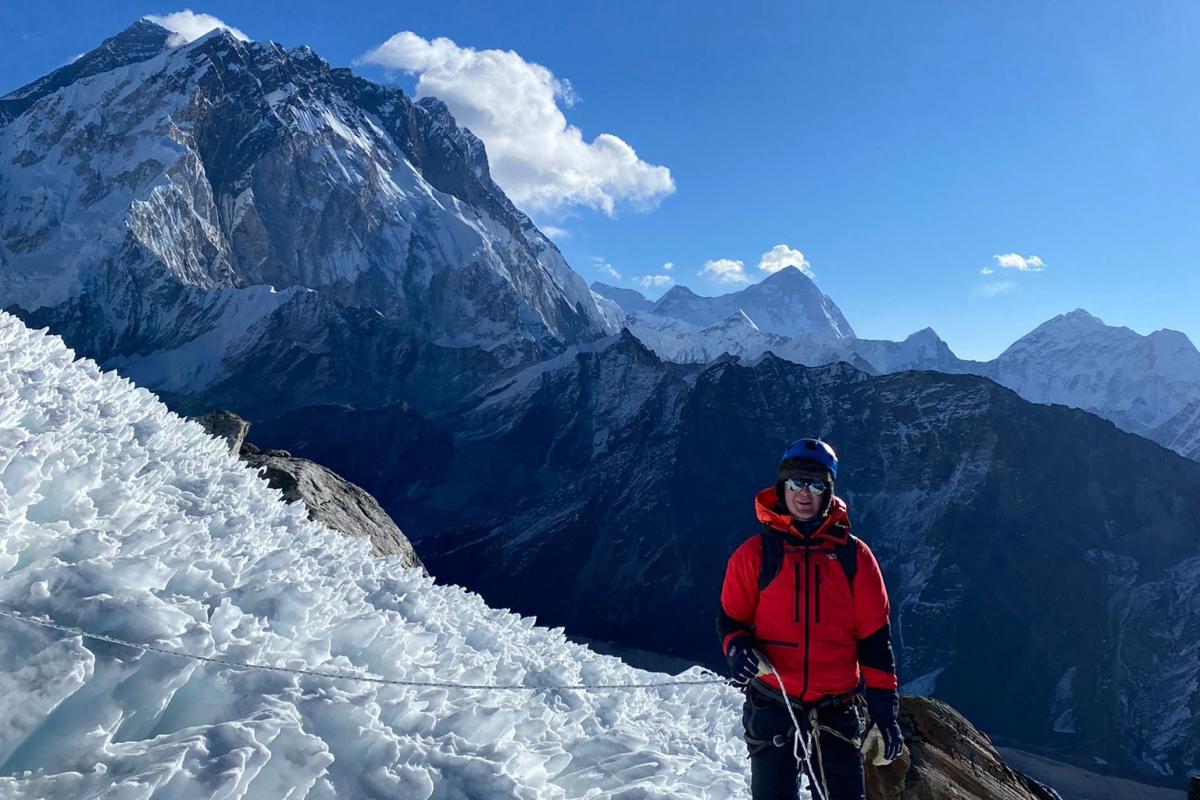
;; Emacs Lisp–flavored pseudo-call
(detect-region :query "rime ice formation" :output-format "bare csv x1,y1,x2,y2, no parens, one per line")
0,312,749,799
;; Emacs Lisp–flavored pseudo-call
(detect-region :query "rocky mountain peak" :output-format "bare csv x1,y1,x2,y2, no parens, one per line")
703,309,759,333
654,284,699,304
414,95,491,180
757,264,816,288
905,326,942,344
610,327,662,364
590,282,654,314
647,270,854,340
1147,327,1196,350
0,20,171,120
1,18,606,413
1058,308,1104,325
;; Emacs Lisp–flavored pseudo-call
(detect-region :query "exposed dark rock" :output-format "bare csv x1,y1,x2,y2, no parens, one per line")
193,410,250,455
862,696,1064,800
243,451,420,565
193,411,422,568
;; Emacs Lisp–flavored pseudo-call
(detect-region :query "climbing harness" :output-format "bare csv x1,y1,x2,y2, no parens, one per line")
0,606,728,692
747,652,865,800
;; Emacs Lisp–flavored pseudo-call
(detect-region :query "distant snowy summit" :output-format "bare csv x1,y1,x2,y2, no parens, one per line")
594,270,965,375
646,266,854,340
993,308,1200,433
595,277,1200,461
0,19,609,414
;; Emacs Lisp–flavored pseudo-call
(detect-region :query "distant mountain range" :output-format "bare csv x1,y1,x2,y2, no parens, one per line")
594,281,1200,461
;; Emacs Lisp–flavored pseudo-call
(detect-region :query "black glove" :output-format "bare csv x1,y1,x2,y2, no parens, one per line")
864,687,904,761
725,636,762,686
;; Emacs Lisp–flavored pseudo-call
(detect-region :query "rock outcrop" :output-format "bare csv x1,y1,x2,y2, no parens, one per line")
864,696,1063,800
194,411,422,568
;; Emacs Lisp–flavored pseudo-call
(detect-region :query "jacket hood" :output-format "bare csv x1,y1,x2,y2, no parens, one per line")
755,486,851,546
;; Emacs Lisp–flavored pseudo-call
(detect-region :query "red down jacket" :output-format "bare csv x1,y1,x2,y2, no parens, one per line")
718,487,898,703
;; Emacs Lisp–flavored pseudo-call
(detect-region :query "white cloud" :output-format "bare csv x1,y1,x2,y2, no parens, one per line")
980,266,994,275
662,261,674,271
757,244,813,277
592,257,620,280
356,32,674,216
144,10,249,47
972,281,1017,299
992,253,1046,272
635,274,673,289
700,258,750,285
540,225,568,240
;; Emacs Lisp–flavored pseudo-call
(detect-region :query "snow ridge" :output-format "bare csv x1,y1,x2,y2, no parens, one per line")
0,312,747,799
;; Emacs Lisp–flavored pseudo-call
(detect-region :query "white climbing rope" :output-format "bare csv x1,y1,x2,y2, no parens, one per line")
0,606,728,692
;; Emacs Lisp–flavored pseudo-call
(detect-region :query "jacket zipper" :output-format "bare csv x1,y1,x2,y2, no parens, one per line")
802,548,811,697
793,561,800,622
814,563,821,623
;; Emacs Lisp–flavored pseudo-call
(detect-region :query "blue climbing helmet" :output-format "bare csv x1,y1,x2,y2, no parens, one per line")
779,437,838,480
776,438,839,519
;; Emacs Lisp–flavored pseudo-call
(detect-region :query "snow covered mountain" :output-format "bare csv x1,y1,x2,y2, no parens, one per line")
0,20,608,415
989,309,1200,457
595,277,1200,462
0,311,748,798
592,276,968,374
263,333,1200,783
646,267,855,339
590,282,654,314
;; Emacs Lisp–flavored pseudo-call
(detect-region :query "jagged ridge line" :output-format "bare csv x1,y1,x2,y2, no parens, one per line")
0,607,726,691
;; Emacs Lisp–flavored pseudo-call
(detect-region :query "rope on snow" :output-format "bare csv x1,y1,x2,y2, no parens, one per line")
0,606,728,692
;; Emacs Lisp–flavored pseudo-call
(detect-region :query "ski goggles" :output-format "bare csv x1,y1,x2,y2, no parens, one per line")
784,477,828,495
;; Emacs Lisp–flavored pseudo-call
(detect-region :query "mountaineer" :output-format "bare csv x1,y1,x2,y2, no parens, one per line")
718,438,903,800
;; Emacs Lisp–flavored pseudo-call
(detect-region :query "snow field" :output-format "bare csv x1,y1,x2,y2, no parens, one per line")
0,312,754,799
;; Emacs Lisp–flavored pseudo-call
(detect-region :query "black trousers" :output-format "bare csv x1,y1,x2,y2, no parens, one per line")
741,690,865,800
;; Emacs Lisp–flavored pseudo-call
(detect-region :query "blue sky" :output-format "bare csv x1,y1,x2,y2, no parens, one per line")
3,1,1198,359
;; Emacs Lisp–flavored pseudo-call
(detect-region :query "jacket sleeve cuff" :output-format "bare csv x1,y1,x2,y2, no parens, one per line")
862,666,898,691
722,630,749,655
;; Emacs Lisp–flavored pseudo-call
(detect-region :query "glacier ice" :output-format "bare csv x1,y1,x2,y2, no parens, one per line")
0,312,756,798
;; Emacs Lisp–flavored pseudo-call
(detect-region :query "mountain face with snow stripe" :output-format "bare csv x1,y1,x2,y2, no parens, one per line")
1,20,608,415
0,310,750,798
261,333,1200,781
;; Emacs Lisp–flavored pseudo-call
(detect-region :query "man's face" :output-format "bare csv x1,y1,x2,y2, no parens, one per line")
784,478,827,521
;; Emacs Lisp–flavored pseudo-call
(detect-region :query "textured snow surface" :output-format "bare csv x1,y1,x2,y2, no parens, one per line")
0,312,752,799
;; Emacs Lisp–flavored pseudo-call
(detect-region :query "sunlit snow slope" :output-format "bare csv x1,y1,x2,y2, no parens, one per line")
0,311,749,799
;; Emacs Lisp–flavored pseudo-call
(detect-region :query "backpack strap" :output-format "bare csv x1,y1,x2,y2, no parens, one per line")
758,524,859,592
832,527,859,591
757,527,784,592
